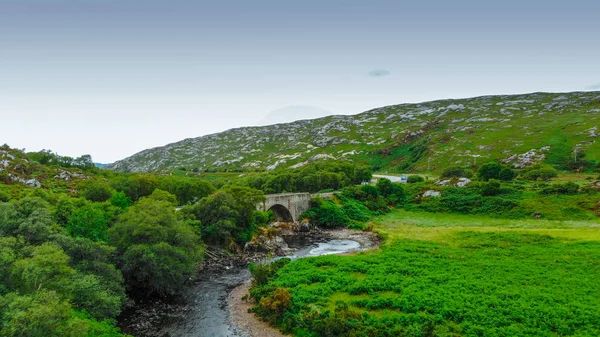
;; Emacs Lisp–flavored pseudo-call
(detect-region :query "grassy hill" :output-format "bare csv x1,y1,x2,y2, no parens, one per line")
108,91,600,173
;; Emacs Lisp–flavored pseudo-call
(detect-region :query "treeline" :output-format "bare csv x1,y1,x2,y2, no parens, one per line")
300,161,600,229
243,162,372,194
26,149,98,172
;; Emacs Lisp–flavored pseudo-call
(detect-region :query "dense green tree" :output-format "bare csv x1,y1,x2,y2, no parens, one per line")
158,177,215,205
302,199,350,228
109,191,133,209
147,189,178,206
0,290,78,337
78,179,114,202
477,162,503,181
183,187,266,245
0,197,61,245
0,237,21,294
263,173,297,194
10,243,75,294
109,174,159,201
109,198,203,296
185,191,239,245
66,203,110,242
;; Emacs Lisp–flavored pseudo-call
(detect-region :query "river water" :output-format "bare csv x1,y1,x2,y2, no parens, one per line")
118,238,362,337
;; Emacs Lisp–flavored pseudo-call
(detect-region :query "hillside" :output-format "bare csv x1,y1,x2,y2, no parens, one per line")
0,145,92,194
108,91,600,173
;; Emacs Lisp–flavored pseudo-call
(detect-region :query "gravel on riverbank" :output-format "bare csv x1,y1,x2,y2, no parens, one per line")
227,280,285,337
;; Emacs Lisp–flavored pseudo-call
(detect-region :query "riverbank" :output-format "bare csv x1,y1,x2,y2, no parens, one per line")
228,280,284,337
227,228,381,337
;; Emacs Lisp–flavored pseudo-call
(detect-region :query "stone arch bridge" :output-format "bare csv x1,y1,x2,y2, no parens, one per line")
258,193,313,222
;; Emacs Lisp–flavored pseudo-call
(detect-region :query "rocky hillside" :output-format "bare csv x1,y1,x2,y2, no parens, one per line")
108,91,600,173
0,146,90,193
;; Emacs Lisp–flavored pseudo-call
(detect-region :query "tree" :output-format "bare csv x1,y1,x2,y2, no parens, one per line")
376,178,405,205
10,243,75,294
78,179,114,202
147,189,178,206
0,290,77,336
110,174,159,201
477,162,503,181
498,167,516,181
183,187,266,245
109,191,133,209
158,177,215,205
441,166,474,179
354,166,373,184
66,203,110,242
109,198,203,296
0,197,61,245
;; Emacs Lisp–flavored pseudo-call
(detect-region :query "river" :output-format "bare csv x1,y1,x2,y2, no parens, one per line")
118,235,366,337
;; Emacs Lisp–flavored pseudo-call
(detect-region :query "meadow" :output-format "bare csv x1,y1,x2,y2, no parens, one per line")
250,210,600,337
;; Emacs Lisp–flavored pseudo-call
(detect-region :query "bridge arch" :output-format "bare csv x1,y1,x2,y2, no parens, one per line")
259,193,312,223
268,204,294,222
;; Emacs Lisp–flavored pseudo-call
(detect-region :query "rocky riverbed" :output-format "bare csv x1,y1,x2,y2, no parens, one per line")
117,228,381,337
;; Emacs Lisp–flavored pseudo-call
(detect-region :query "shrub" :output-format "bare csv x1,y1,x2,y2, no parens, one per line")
249,258,290,287
537,168,559,181
255,288,292,324
376,178,405,205
477,197,519,214
360,185,380,200
540,182,580,195
0,188,9,202
481,179,502,196
302,199,350,228
341,199,372,222
477,162,503,181
441,167,473,179
521,167,558,181
498,167,516,181
441,188,482,213
407,175,424,183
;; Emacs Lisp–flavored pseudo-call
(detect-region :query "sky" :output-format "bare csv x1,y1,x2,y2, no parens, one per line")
1,0,599,163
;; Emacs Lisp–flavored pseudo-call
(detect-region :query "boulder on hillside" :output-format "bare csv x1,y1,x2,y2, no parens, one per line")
436,177,471,187
422,190,442,198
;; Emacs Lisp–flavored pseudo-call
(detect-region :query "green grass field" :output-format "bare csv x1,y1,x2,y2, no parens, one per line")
251,210,600,337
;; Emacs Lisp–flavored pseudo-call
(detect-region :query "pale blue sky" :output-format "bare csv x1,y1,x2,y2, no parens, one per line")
1,1,599,162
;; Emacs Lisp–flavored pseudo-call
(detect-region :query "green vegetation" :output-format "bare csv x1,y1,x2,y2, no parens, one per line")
250,161,600,336
243,161,372,194
0,145,375,334
440,166,474,179
250,210,600,337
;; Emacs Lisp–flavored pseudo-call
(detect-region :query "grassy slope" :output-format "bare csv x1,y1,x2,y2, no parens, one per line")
260,210,600,336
